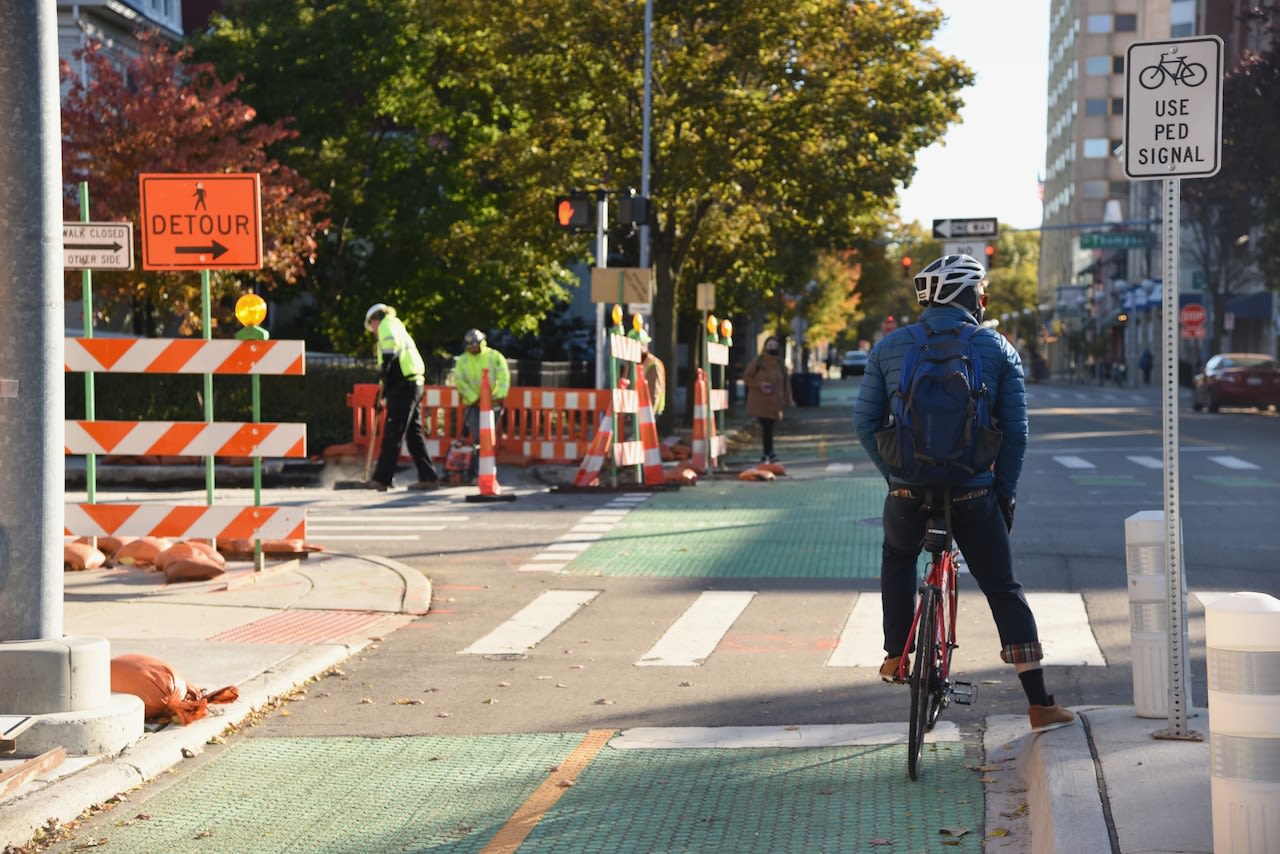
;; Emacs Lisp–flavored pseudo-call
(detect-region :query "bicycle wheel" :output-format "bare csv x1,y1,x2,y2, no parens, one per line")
908,587,938,781
1181,62,1208,87
1138,65,1164,89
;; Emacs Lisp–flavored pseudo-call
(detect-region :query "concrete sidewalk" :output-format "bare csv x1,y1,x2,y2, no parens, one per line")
0,551,429,849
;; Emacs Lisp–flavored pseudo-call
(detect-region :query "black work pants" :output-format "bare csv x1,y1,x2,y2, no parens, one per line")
463,402,504,478
372,380,437,485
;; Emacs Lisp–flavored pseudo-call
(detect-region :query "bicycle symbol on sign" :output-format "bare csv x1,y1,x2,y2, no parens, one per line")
1139,51,1208,89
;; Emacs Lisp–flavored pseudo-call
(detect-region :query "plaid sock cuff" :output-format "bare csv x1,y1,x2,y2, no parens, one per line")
1000,642,1044,664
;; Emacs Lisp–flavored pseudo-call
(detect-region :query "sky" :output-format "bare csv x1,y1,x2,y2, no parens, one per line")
897,1,1050,232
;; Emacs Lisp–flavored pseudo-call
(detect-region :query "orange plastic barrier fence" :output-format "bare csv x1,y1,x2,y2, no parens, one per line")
339,383,610,466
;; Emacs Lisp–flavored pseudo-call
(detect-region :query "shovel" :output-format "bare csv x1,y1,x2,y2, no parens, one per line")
334,401,381,489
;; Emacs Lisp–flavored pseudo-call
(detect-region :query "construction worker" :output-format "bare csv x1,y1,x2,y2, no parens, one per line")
453,328,510,483
363,303,439,491
638,329,666,415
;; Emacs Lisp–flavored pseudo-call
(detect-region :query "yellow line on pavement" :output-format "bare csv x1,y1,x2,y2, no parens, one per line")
481,728,615,853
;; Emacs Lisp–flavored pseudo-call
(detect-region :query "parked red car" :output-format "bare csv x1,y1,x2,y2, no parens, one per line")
1191,352,1280,412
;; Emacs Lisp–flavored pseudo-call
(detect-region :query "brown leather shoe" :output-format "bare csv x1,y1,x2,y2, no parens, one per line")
1029,697,1076,732
879,655,908,684
407,480,440,491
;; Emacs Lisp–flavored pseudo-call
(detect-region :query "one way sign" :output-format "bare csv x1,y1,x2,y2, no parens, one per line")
932,217,998,239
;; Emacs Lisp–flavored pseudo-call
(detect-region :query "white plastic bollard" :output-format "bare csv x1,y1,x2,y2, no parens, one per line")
1206,592,1280,854
1125,510,1192,718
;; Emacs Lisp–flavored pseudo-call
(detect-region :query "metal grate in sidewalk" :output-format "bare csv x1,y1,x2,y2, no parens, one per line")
207,609,387,644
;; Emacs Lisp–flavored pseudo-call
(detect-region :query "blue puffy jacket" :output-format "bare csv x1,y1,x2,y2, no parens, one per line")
853,305,1027,501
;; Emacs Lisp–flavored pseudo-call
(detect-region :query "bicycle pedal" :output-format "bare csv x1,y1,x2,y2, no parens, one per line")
950,680,976,705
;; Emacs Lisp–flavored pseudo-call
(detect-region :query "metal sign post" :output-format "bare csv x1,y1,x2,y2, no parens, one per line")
1124,35,1223,741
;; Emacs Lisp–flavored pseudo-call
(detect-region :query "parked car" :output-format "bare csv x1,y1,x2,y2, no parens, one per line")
1191,352,1280,412
841,349,869,377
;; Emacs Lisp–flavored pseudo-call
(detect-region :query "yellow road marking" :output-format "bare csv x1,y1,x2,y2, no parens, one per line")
480,729,614,853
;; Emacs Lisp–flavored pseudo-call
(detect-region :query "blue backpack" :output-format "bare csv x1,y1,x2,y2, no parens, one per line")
874,319,1003,486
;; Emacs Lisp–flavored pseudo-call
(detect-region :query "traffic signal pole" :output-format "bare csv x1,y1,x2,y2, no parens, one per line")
594,191,610,389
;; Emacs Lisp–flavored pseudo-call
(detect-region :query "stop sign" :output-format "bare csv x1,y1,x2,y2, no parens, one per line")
1180,304,1206,327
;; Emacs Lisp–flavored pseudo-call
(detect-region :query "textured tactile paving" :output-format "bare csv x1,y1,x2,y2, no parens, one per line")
207,610,389,643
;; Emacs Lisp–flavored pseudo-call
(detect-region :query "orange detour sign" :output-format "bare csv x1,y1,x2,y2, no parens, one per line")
138,173,263,270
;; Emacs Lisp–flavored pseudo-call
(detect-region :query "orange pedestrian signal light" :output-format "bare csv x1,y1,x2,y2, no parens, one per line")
901,256,912,278
554,194,593,232
984,244,996,268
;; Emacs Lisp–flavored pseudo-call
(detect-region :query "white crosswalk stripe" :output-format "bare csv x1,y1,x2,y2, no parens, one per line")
458,587,1116,669
305,512,468,541
519,493,653,572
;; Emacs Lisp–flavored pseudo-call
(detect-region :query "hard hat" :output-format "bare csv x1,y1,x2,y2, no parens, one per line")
464,328,485,346
365,303,390,326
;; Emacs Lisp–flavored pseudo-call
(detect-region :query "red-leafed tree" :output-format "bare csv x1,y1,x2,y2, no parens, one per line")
61,31,329,336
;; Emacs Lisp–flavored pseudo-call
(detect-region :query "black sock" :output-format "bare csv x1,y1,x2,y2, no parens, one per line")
1019,669,1052,707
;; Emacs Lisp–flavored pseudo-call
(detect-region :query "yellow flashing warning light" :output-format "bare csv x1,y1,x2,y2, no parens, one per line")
611,304,623,327
706,314,718,335
720,318,733,340
235,293,267,327
632,313,644,334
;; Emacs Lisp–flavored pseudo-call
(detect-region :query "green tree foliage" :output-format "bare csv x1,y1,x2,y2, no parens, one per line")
197,0,970,374
983,228,1042,345
195,0,577,354
60,32,329,336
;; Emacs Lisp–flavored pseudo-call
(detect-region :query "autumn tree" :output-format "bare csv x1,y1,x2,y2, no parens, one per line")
60,31,328,336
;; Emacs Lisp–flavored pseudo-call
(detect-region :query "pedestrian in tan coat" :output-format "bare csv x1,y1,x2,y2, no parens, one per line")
743,335,793,463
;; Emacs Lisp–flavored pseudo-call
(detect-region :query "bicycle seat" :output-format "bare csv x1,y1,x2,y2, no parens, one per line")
923,515,948,555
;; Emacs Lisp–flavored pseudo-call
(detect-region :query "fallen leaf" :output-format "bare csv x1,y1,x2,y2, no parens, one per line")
359,698,373,704
973,763,1003,772
483,698,498,704
498,681,511,688
394,698,423,705
195,829,214,839
988,828,1010,838
558,779,577,787
939,826,969,838
679,681,694,687
594,698,615,705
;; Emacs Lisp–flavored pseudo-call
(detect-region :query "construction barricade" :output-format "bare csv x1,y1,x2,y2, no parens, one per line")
466,368,516,503
65,336,308,549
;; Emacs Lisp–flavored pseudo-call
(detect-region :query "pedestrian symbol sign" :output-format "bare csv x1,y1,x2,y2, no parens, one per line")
138,173,263,270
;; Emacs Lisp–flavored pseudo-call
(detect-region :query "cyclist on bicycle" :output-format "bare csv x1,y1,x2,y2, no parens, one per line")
853,254,1075,733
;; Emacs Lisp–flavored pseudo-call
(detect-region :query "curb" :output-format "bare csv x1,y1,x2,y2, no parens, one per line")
1018,706,1111,854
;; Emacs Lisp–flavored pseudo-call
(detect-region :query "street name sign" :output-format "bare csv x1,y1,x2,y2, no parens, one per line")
138,173,263,270
63,222,133,270
932,218,997,239
1124,36,1223,180
1080,232,1155,250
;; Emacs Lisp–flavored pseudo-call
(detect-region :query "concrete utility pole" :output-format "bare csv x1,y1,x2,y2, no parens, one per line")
0,0,141,755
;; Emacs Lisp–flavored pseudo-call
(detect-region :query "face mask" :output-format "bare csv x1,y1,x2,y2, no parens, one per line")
765,343,780,355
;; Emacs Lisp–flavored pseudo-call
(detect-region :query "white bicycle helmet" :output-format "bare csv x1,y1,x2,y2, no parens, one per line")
913,254,987,306
463,328,486,346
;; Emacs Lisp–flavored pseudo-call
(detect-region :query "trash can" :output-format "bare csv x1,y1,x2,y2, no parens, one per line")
791,372,822,407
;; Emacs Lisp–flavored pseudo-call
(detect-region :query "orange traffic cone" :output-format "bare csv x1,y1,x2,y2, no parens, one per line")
634,371,666,486
573,412,615,487
691,368,711,474
466,368,516,503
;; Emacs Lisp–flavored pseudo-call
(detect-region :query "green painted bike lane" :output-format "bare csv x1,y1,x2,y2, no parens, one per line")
54,385,994,853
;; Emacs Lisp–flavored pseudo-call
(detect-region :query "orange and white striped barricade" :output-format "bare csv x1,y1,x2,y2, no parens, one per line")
505,387,609,464
66,421,307,459
66,503,306,541
634,371,667,485
466,368,516,503
65,336,309,548
572,412,615,487
706,341,731,466
65,337,304,375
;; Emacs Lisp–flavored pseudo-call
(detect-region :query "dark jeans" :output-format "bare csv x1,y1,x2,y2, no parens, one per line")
372,380,438,485
758,417,776,458
463,403,504,477
880,488,1041,664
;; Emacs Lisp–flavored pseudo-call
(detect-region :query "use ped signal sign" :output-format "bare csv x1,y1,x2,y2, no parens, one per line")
1124,36,1223,180
139,173,263,270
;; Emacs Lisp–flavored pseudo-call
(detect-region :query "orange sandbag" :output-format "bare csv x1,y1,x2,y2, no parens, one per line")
157,541,226,570
115,536,171,568
738,469,775,481
757,462,787,476
75,535,134,558
109,653,239,724
164,556,226,583
64,542,106,571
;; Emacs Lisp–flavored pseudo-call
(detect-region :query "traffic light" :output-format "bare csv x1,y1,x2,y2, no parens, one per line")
984,244,996,269
901,256,912,278
554,193,593,232
617,195,651,226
